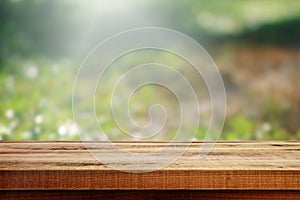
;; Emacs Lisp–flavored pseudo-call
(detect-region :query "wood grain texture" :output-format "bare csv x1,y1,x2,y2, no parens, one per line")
0,141,300,190
1,190,300,200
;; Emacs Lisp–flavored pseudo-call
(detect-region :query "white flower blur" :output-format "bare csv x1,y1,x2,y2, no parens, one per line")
5,109,14,119
34,115,43,124
58,120,79,137
25,64,39,79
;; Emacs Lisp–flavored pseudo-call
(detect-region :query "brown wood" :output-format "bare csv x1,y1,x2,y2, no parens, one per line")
0,141,300,191
1,190,300,200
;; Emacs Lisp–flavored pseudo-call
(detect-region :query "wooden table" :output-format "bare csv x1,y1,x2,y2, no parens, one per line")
1,141,300,199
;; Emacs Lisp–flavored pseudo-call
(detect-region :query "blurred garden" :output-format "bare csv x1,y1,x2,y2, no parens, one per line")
1,0,300,140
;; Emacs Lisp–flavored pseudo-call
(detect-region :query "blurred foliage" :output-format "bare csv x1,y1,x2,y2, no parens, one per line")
149,0,300,48
0,58,79,140
0,0,91,64
1,0,300,140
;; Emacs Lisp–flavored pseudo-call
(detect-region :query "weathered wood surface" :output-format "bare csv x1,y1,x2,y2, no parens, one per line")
0,141,300,190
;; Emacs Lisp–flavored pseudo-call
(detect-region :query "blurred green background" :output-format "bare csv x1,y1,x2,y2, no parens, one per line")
1,0,300,140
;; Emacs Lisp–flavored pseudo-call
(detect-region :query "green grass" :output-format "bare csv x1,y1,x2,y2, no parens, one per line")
1,54,300,140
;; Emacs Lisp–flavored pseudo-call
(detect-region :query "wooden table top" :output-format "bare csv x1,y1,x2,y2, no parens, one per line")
1,141,300,190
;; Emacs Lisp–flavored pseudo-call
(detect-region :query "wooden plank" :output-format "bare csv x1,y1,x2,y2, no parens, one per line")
0,141,300,190
1,190,300,200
